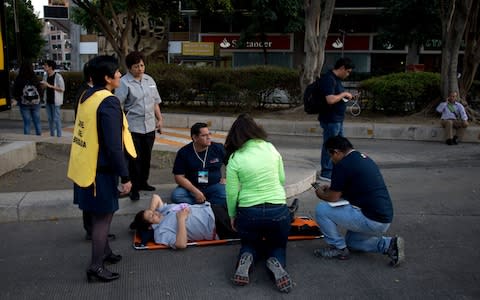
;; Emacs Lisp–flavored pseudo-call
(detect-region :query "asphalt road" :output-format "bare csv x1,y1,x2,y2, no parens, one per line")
0,123,479,299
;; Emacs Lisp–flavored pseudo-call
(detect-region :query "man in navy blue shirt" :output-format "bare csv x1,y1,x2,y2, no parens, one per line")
316,58,355,182
313,136,404,267
171,123,226,206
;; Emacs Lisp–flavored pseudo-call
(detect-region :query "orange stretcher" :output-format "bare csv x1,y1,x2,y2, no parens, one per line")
132,216,323,250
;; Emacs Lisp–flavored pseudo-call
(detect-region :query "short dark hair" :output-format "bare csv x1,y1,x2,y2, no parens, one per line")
334,57,355,70
191,122,208,137
325,135,354,153
44,60,56,70
88,55,119,86
125,51,145,69
129,210,151,231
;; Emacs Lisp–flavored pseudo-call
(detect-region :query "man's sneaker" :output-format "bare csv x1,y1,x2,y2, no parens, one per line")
266,257,293,293
314,246,349,260
232,252,253,286
386,236,405,267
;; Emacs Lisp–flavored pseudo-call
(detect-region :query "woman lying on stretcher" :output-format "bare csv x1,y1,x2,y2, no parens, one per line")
129,194,237,249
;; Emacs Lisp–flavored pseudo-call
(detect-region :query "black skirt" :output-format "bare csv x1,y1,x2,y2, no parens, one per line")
74,172,119,213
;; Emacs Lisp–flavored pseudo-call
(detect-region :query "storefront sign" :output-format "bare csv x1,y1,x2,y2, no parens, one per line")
200,34,293,52
423,39,465,51
325,35,370,51
182,42,215,56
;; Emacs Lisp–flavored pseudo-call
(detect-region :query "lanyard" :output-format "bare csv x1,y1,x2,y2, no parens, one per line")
193,143,209,169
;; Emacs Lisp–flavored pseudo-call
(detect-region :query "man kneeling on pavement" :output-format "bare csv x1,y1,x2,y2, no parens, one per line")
313,135,405,267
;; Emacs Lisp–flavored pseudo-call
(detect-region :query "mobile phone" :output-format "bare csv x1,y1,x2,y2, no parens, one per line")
311,182,321,190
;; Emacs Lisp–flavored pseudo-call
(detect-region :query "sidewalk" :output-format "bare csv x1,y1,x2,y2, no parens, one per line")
0,109,479,223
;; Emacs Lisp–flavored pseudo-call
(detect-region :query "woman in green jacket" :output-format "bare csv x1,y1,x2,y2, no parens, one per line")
225,113,292,293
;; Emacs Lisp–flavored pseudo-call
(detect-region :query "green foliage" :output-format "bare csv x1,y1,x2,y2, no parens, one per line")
4,0,45,63
378,0,440,49
147,64,300,108
61,72,85,105
360,72,441,114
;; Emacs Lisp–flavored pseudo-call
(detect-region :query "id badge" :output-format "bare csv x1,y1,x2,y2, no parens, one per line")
198,170,209,184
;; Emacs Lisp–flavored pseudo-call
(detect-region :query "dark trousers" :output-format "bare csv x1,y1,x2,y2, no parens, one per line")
211,204,237,239
83,211,93,235
130,131,156,191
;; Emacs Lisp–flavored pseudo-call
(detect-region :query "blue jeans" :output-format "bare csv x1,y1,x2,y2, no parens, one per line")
235,204,291,267
45,104,62,137
170,183,226,206
319,121,343,179
20,105,42,135
315,201,392,253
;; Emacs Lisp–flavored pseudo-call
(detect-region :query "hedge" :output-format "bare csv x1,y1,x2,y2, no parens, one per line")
360,72,441,114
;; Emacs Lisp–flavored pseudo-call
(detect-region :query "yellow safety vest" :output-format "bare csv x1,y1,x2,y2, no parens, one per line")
67,89,137,187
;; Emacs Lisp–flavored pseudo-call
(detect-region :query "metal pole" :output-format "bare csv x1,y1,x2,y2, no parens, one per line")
339,29,345,58
12,0,21,64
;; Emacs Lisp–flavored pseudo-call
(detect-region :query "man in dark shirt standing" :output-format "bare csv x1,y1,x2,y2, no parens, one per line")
317,58,355,182
313,136,404,267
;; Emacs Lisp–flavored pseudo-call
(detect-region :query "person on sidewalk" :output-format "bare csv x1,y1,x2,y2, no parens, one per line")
40,60,64,137
436,91,469,145
12,61,42,136
130,194,236,249
115,51,163,201
225,114,293,293
72,62,116,241
171,122,227,206
67,55,136,283
316,57,355,182
313,135,404,267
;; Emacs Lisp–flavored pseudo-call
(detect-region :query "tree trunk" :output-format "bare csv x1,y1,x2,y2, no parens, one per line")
459,0,480,102
300,0,335,92
438,0,473,99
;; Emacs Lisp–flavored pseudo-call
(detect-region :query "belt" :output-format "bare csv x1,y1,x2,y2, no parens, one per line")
249,203,286,208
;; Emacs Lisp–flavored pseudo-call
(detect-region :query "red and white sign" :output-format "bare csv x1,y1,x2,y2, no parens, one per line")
325,35,370,51
200,34,293,52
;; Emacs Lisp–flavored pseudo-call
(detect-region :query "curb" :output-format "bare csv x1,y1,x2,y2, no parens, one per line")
1,109,479,143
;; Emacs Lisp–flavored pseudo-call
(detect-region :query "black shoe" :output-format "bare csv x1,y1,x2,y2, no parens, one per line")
104,252,122,264
452,135,458,145
386,236,405,267
140,184,156,191
130,190,140,201
86,266,120,282
446,139,453,145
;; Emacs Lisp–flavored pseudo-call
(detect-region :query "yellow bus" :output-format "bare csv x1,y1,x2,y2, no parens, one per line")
0,3,11,111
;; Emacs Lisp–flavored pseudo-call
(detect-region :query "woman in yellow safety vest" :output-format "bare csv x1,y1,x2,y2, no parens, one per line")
67,55,136,283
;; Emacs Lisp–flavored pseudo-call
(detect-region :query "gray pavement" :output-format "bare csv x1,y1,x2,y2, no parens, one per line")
0,110,479,299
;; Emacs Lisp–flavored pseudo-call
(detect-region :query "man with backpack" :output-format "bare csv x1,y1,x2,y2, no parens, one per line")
314,57,355,182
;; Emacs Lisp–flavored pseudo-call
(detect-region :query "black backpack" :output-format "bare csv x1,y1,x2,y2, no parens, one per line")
21,82,41,105
303,79,322,114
